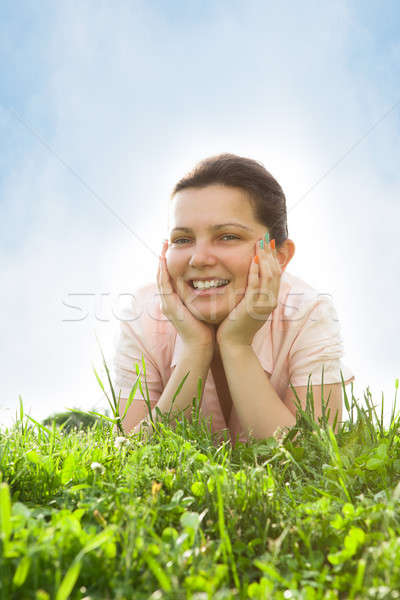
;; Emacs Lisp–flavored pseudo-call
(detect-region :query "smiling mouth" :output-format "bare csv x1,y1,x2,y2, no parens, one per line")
188,280,230,290
185,282,231,298
186,277,230,290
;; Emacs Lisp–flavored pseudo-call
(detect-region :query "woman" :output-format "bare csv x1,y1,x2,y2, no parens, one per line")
113,154,355,444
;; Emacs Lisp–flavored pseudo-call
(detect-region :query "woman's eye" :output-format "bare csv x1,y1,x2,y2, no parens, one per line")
172,235,239,245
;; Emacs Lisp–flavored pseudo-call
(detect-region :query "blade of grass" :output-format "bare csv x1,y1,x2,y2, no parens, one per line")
363,388,379,442
215,475,240,589
381,391,385,435
18,395,28,437
92,365,114,416
19,395,24,422
341,370,351,417
55,561,81,600
102,354,118,412
95,334,118,416
121,372,142,421
135,362,155,430
141,355,151,408
56,527,116,600
191,376,203,427
66,409,117,427
135,364,146,403
389,378,399,430
0,482,11,545
167,371,190,422
26,415,51,437
12,555,31,587
388,379,399,452
320,366,326,425
144,555,172,592
327,425,352,502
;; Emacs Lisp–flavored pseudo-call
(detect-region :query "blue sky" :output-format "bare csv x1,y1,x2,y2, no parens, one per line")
1,1,399,428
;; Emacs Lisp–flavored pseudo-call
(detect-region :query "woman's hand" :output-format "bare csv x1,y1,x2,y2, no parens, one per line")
158,240,216,350
216,237,282,348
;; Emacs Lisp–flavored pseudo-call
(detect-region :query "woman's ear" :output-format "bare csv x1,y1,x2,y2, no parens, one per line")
278,239,295,272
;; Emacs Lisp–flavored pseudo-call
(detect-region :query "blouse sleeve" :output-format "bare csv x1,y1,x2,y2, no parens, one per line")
288,294,355,388
112,293,163,408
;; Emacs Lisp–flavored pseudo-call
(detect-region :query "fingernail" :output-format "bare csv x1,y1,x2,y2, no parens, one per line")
270,239,275,250
254,255,259,264
259,239,264,249
265,232,270,244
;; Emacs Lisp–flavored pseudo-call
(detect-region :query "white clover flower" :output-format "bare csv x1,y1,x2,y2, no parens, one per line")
114,436,129,449
273,426,287,444
90,461,105,474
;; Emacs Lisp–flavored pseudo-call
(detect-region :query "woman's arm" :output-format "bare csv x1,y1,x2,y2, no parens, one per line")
132,342,213,436
219,343,296,440
122,241,217,438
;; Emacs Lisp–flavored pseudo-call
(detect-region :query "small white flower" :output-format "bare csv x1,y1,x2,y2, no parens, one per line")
114,436,129,449
273,426,287,444
90,461,105,474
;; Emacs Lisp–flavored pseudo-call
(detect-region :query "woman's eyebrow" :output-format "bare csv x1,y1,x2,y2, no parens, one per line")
171,223,254,233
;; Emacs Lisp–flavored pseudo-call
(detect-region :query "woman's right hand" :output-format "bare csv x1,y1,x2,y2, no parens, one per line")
157,240,216,351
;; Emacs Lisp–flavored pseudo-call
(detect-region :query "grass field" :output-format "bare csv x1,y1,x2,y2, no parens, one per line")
1,373,400,599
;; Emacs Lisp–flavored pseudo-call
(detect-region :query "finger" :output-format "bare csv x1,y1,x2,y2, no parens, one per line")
269,240,282,275
257,239,277,309
268,238,280,269
249,255,260,283
249,244,261,281
159,254,174,295
261,236,280,275
254,239,272,294
161,239,169,257
156,244,164,291
156,258,161,291
158,257,178,321
157,260,166,314
175,277,188,299
244,249,260,309
158,240,173,294
158,240,166,283
162,240,177,293
258,239,274,282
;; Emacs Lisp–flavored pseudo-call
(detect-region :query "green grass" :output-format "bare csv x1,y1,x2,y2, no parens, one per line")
1,374,400,599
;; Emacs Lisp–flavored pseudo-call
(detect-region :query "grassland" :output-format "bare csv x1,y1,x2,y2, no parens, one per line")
1,375,400,599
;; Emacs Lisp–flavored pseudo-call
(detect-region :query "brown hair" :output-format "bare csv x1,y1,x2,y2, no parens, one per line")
171,153,288,248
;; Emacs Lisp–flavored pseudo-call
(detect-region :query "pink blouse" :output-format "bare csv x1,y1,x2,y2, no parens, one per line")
112,270,355,443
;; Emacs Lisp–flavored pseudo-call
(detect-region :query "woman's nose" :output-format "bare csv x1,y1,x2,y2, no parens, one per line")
188,243,217,268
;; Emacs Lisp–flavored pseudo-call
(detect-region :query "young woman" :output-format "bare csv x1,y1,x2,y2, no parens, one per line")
113,154,355,444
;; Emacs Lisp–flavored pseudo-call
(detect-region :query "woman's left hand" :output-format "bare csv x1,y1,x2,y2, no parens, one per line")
216,237,282,348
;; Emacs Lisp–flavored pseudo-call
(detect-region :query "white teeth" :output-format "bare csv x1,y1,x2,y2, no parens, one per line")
192,279,229,289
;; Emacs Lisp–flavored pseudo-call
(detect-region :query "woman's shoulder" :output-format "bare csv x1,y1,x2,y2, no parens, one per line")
280,270,314,290
279,271,337,322
117,281,174,336
280,270,319,303
121,281,159,310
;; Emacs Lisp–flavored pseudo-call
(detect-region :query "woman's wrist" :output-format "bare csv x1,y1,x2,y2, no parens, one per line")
181,341,214,363
217,340,252,355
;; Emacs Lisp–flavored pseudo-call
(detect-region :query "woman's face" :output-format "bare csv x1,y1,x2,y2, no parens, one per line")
166,184,274,325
